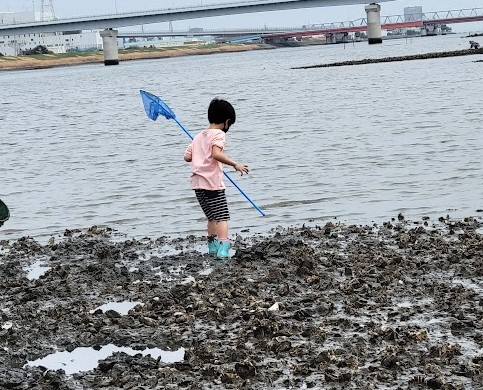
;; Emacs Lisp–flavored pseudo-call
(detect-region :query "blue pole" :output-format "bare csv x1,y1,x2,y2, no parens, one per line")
173,118,266,217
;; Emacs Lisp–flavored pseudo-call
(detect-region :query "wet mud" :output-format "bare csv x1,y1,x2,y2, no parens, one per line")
1,216,482,389
293,48,483,69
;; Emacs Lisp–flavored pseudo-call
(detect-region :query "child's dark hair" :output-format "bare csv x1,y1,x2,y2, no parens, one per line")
208,98,236,127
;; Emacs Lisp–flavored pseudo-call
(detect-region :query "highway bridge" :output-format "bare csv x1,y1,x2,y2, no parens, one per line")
3,1,480,64
0,0,395,35
0,0,396,64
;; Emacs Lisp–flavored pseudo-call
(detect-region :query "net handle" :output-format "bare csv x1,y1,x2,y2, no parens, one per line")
140,90,266,217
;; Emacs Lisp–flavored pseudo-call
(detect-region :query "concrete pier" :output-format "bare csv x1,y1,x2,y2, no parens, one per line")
325,32,349,44
423,24,444,36
365,3,383,44
99,29,119,66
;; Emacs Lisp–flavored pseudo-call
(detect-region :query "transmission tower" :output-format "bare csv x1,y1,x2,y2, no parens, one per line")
41,0,56,21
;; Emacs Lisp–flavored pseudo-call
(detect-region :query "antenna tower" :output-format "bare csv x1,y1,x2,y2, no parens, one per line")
41,0,56,21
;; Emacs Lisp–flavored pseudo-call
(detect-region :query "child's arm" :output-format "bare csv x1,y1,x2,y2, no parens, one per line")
184,144,192,162
212,146,249,175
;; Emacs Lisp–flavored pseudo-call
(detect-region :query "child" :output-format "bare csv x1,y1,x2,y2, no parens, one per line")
184,98,249,258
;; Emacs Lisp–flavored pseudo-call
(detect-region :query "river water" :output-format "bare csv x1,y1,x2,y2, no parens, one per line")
1,34,482,241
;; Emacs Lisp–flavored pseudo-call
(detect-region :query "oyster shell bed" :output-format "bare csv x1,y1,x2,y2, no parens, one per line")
1,216,482,389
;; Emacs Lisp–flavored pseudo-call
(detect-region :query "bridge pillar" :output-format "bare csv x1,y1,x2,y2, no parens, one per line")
326,34,337,44
100,29,119,66
423,24,441,36
365,3,382,44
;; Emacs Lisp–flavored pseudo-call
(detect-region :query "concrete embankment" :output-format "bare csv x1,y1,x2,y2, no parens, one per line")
293,48,483,69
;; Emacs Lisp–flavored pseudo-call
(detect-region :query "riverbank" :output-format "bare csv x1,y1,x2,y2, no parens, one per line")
0,43,274,71
1,215,482,389
294,48,483,69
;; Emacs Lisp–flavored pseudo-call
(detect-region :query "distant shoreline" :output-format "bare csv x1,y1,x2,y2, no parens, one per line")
0,43,275,71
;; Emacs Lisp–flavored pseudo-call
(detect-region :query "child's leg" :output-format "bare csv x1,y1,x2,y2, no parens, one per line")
207,220,217,237
195,190,219,254
207,219,219,255
216,220,228,240
196,189,230,258
211,191,230,258
216,220,231,258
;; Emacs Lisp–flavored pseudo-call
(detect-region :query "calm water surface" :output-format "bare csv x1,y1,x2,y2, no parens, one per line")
1,35,482,241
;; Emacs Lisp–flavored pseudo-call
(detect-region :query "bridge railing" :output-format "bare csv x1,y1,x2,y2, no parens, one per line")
275,7,483,30
421,8,483,21
1,4,482,31
0,0,309,26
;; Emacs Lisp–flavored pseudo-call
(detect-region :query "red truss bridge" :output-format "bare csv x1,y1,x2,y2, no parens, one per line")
264,7,483,39
117,8,483,42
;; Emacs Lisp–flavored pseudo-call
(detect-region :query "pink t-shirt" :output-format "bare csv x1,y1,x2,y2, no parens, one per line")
184,128,226,190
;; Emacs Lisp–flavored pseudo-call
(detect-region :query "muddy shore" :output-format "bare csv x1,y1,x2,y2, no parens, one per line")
293,48,483,69
0,43,274,71
1,215,482,389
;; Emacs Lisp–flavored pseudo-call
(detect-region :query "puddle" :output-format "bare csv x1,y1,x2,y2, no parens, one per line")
428,327,483,357
181,276,196,285
25,344,185,375
156,264,190,283
452,278,483,297
89,301,143,315
199,268,213,276
1,321,13,330
396,300,413,308
24,259,51,280
137,243,207,259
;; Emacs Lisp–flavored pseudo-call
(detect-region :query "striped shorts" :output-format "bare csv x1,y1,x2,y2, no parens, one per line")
195,189,230,222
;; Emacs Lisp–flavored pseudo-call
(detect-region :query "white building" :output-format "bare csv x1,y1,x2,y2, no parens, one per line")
404,6,423,22
0,10,102,56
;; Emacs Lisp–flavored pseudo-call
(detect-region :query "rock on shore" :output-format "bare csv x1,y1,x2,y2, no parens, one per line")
1,216,482,389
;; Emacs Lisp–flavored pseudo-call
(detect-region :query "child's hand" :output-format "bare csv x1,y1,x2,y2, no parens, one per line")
234,163,249,176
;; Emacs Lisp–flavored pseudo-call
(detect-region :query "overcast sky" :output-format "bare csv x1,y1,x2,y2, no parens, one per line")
1,0,482,31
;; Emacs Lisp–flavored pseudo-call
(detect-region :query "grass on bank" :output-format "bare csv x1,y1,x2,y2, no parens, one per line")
0,43,250,61
0,43,267,70
0,51,102,61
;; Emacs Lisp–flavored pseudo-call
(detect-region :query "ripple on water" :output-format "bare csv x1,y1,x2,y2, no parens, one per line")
1,35,482,240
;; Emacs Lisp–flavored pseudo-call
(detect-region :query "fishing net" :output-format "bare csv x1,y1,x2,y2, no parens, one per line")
140,90,176,121
139,89,266,217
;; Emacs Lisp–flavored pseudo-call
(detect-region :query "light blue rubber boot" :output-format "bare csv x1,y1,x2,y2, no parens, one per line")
217,241,231,259
208,237,220,255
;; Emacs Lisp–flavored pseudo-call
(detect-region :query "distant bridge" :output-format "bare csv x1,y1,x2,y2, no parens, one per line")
117,8,483,41
0,0,395,35
266,8,483,39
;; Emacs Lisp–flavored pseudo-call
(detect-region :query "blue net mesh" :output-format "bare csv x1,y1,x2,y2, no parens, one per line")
140,90,176,121
0,199,9,227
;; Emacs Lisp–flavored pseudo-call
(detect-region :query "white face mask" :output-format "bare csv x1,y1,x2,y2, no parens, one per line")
222,120,231,133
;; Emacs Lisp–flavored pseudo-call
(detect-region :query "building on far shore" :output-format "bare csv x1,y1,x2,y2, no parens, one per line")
404,6,423,22
0,10,102,56
119,36,214,50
